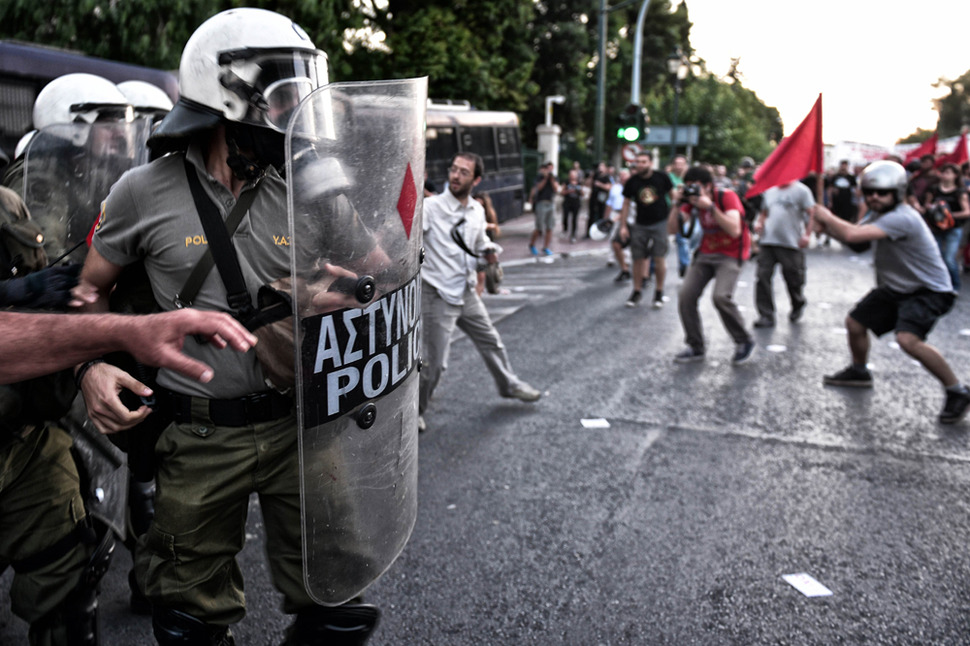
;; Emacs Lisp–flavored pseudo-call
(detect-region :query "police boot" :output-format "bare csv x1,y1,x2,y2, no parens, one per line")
28,524,116,646
153,607,235,646
281,604,380,646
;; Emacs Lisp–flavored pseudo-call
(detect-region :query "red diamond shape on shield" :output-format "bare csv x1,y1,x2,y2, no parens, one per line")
397,163,417,239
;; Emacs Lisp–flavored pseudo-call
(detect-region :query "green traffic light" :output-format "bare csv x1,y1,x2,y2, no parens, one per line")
621,126,640,142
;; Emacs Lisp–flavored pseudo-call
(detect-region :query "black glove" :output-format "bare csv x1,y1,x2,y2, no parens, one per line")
0,264,81,310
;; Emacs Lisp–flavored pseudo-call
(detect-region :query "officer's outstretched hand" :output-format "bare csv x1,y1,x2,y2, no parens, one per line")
79,310,258,434
78,361,153,435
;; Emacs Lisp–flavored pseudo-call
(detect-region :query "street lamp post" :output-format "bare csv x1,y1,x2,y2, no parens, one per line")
666,48,688,163
539,95,566,176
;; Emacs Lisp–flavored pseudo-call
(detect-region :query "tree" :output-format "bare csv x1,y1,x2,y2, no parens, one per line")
934,70,970,139
0,0,780,168
644,71,780,167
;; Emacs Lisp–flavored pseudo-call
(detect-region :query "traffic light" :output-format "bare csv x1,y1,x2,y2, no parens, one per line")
616,103,648,142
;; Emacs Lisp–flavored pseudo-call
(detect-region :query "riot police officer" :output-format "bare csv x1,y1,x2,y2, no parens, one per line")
77,9,383,645
0,75,138,646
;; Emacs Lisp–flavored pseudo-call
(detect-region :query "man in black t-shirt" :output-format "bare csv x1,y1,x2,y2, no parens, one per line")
826,159,858,222
619,151,674,308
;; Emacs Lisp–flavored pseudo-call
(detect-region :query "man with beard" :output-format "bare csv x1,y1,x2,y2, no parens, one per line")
815,160,970,424
618,151,674,308
420,152,541,431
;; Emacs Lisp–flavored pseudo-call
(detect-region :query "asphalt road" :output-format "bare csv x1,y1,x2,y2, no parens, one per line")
5,240,970,645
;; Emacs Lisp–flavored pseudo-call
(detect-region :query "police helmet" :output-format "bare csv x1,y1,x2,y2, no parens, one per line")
859,160,907,201
14,130,36,160
151,7,328,147
33,73,133,130
117,80,174,120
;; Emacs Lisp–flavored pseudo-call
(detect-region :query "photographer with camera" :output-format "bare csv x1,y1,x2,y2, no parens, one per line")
668,166,755,364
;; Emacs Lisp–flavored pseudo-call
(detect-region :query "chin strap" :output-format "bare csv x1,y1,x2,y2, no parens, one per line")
225,132,266,183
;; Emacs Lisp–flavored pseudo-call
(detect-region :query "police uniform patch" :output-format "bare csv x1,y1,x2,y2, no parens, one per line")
95,200,106,231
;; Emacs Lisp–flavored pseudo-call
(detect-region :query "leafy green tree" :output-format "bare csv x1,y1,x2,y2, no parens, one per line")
897,127,937,146
355,0,537,112
644,72,780,167
934,70,970,139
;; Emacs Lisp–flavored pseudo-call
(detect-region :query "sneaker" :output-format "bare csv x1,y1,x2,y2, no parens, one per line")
505,383,541,402
790,302,806,323
542,248,553,256
940,388,970,424
614,270,631,283
417,415,427,433
674,347,705,363
822,365,873,388
652,290,664,309
529,245,538,256
732,340,756,364
753,316,775,328
625,290,642,308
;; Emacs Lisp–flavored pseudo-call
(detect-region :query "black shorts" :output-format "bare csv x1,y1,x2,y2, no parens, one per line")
849,286,955,340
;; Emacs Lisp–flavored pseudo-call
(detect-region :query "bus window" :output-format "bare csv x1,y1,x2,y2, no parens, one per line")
495,127,520,171
426,126,456,180
459,126,497,172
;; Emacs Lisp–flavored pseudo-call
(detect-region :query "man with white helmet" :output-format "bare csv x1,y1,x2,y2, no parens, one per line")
814,160,970,424
0,72,138,646
76,8,382,645
4,73,135,191
117,80,175,124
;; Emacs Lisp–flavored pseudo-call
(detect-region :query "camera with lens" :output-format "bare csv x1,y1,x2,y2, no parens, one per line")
684,184,701,198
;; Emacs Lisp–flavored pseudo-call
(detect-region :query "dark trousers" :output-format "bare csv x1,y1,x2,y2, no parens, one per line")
755,244,806,320
587,194,604,234
562,199,580,237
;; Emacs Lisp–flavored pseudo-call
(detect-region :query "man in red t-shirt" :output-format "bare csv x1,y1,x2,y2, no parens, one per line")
667,166,755,364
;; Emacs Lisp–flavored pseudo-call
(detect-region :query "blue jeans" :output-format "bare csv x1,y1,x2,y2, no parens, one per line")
934,227,962,291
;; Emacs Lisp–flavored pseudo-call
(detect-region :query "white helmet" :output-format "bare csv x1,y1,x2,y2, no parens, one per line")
860,160,907,201
32,73,133,130
117,80,174,119
14,130,36,160
151,7,328,144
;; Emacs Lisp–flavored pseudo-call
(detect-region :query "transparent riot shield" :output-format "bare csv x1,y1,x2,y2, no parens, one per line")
285,77,426,605
22,118,151,264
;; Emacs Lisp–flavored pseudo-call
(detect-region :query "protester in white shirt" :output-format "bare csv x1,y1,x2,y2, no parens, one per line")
419,152,541,431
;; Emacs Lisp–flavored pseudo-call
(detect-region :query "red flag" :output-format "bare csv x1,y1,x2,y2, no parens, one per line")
746,94,823,199
902,131,938,165
934,131,968,168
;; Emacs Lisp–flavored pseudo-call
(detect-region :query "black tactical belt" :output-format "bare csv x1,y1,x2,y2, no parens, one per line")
158,388,292,427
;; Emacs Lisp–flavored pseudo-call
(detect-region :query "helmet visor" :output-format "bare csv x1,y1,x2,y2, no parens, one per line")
219,48,329,132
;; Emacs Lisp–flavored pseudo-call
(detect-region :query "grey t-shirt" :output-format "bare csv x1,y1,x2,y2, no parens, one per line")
760,182,814,249
865,203,953,294
94,146,294,398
